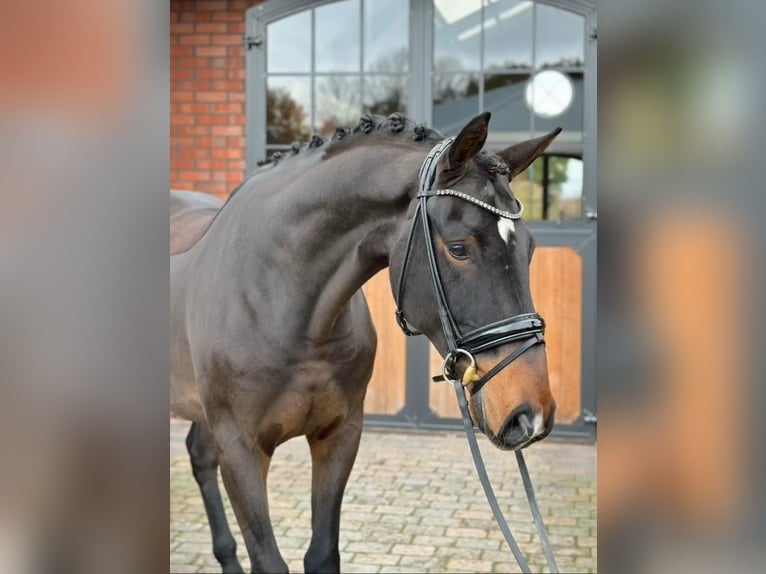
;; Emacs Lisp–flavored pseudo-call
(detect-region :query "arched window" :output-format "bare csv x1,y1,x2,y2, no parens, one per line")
247,0,595,222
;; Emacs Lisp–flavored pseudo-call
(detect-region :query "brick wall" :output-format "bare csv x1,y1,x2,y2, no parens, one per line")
170,0,263,199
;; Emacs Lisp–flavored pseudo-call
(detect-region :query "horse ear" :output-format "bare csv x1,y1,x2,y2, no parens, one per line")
498,127,562,179
443,112,491,174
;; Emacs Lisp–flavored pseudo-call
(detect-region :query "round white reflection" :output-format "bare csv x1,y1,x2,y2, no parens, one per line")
525,70,574,118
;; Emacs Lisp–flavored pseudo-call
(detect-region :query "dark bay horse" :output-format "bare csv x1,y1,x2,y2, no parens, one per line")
170,112,560,573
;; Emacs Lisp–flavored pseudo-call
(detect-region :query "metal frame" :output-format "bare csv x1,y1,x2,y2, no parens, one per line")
246,0,597,443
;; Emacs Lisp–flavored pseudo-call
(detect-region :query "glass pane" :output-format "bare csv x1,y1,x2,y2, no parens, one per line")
526,71,583,142
483,74,531,147
434,0,482,72
315,75,361,135
433,74,480,135
515,156,583,221
267,76,311,145
534,3,585,69
363,76,408,116
483,0,533,71
364,0,409,72
512,167,542,221
316,0,361,73
267,11,311,73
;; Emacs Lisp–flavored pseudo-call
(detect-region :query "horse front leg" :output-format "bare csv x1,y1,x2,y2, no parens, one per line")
304,410,363,574
186,422,243,573
211,416,288,574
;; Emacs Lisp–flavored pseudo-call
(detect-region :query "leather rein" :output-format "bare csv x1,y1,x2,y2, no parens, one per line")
393,138,559,573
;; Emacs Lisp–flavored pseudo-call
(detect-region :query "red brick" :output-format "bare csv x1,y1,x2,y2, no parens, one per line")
212,12,244,22
211,58,227,69
171,46,193,58
171,159,195,170
171,114,195,125
229,92,245,103
195,92,227,102
196,22,228,34
178,58,210,69
179,148,209,159
197,138,213,148
229,115,246,126
180,34,211,46
212,137,228,148
229,0,252,10
228,160,247,171
212,126,243,136
172,137,194,148
228,137,246,148
198,1,226,11
177,103,210,115
196,69,227,80
197,115,229,126
171,91,194,103
212,80,242,91
195,46,227,58
170,23,194,35
212,103,242,114
179,81,212,91
228,68,246,80
225,172,244,182
213,148,244,159
229,46,245,58
212,35,242,46
181,12,212,23
225,58,243,69
171,69,193,81
179,171,212,182
211,160,228,170
176,126,209,137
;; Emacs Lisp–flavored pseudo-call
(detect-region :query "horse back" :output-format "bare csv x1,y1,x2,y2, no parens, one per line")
170,190,223,255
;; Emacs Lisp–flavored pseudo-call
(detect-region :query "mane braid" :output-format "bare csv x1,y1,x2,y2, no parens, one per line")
226,113,442,204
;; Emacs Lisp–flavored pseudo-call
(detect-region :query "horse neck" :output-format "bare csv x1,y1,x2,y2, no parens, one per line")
216,143,427,344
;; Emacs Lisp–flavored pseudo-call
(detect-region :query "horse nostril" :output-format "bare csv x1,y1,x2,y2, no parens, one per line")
500,403,535,447
518,413,534,438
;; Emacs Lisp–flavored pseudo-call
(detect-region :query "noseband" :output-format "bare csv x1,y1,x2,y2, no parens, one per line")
394,137,546,396
393,139,558,574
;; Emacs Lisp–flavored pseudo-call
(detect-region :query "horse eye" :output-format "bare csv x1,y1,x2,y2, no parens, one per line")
448,243,468,259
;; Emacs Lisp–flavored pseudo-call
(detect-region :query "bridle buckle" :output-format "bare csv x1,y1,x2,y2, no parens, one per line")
441,348,476,386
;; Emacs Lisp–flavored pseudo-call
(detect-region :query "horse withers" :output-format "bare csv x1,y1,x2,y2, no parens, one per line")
170,112,560,573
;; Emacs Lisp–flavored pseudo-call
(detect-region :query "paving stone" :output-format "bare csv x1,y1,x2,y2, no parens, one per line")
391,543,436,557
170,419,595,574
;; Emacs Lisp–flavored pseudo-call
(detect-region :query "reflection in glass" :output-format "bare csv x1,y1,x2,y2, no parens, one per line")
515,156,583,221
363,76,408,117
534,3,585,69
267,76,311,145
267,11,311,73
483,0,532,71
316,0,361,73
525,70,574,118
434,0,482,72
364,0,408,73
433,74,480,135
529,71,584,143
512,168,542,221
315,76,361,135
482,74,530,144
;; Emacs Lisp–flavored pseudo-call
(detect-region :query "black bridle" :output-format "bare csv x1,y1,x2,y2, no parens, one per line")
394,136,547,396
393,138,558,574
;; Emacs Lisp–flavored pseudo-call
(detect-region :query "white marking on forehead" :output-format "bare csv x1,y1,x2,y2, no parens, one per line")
496,218,515,244
532,413,544,437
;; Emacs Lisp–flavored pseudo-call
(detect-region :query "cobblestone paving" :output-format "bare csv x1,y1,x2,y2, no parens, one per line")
170,419,596,573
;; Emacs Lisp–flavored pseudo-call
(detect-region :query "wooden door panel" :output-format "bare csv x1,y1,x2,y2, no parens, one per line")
429,247,583,423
